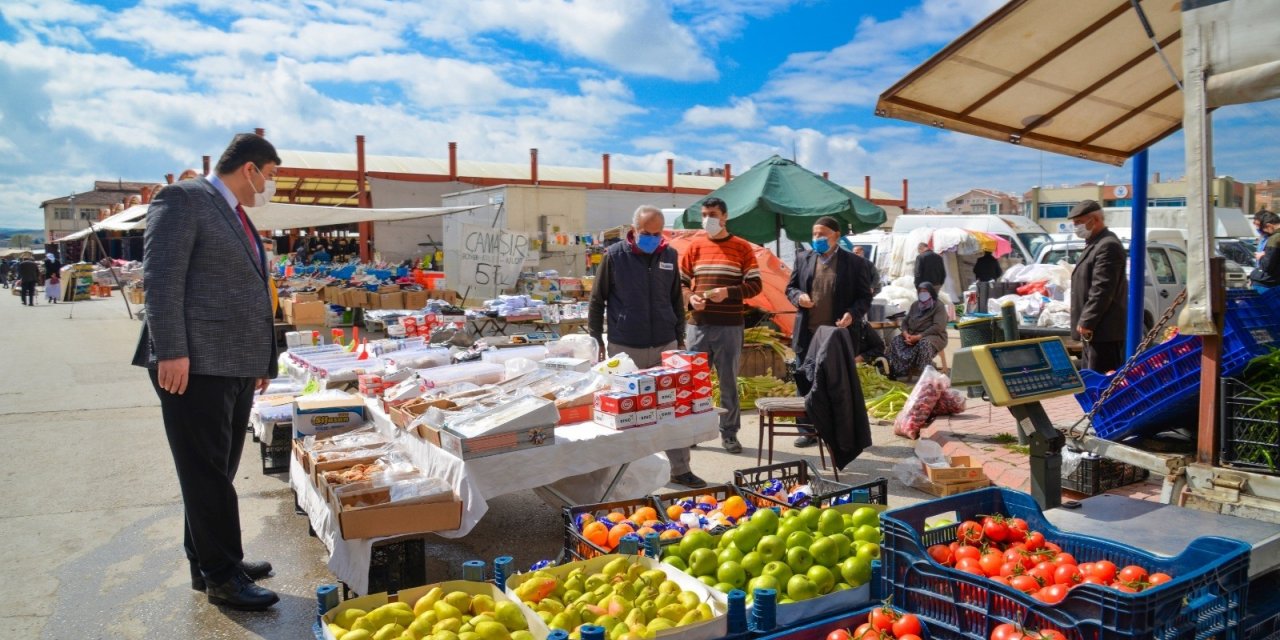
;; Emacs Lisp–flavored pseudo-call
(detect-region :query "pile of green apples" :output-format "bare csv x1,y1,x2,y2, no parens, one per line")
326,587,532,640
512,556,716,640
661,504,881,605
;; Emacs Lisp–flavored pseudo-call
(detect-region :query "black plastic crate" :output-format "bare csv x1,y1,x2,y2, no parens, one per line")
260,440,291,474
1221,377,1280,476
561,495,664,562
366,535,427,596
651,483,749,533
1062,452,1150,496
733,460,888,508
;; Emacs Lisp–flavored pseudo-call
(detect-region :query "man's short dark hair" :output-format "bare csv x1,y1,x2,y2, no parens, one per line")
702,197,727,215
1260,211,1280,226
215,133,282,175
1255,209,1274,222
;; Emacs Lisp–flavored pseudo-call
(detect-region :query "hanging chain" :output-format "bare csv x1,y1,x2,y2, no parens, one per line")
1066,287,1188,438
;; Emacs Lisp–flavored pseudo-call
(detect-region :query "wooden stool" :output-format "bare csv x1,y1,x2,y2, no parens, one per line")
753,397,837,481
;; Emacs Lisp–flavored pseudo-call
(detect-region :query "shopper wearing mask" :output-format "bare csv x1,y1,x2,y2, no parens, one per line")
886,282,949,380
588,206,705,488
1067,199,1127,373
132,133,280,611
1249,211,1280,293
681,196,763,456
1254,210,1275,262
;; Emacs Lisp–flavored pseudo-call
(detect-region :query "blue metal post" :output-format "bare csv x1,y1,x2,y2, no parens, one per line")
1127,150,1149,358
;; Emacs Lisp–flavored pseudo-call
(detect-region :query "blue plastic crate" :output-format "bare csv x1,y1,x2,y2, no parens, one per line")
1222,289,1280,376
879,488,1251,640
755,604,936,640
1074,333,1202,440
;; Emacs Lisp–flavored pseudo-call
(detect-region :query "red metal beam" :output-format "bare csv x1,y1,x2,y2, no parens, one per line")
667,159,674,192
530,148,539,184
724,164,732,182
864,176,871,199
902,179,909,209
202,155,211,175
356,135,371,261
602,154,611,188
448,142,457,180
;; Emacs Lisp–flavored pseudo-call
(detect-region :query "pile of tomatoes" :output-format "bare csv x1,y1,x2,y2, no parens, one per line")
826,604,923,640
925,515,1173,604
989,623,1067,640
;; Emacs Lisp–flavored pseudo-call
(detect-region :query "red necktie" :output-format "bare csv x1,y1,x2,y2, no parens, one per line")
235,205,261,271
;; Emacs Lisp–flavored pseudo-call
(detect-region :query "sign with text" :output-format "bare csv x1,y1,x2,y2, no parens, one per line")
455,224,532,290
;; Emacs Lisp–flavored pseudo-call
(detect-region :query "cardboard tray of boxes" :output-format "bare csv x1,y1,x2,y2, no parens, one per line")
918,455,992,496
591,350,715,430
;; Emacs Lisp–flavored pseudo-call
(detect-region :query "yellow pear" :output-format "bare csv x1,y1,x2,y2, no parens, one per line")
372,623,405,640
414,588,444,617
336,608,368,630
342,630,373,640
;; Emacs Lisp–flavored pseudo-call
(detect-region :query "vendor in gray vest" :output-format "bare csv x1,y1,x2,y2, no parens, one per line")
588,205,706,489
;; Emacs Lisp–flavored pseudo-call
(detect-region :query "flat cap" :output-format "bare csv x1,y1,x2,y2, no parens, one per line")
1067,200,1102,219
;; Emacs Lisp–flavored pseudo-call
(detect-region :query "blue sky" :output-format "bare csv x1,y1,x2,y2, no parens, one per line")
1,0,1277,229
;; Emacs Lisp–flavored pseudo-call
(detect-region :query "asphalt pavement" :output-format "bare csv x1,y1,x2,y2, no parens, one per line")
0,288,933,639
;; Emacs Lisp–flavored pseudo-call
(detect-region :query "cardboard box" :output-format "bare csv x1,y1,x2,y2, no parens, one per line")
662,350,710,370
402,289,428,309
293,394,366,436
433,424,556,459
389,398,430,429
293,291,320,303
595,391,638,414
593,409,637,430
332,489,462,540
634,408,657,426
689,368,713,385
925,455,987,485
673,404,692,418
671,369,694,389
557,404,593,425
635,393,657,411
656,405,676,423
291,300,326,326
542,357,593,372
656,388,677,406
612,373,656,395
430,289,460,305
919,477,992,497
379,292,404,309
644,369,680,391
377,284,401,294
688,397,713,414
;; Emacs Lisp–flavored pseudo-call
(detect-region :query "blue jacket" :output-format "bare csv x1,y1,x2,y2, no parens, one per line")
588,232,685,349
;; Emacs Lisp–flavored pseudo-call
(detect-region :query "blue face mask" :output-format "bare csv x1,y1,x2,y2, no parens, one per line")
636,234,661,254
812,237,830,254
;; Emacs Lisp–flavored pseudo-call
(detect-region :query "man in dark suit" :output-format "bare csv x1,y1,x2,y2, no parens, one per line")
1068,200,1128,373
787,216,874,446
914,242,946,289
133,133,281,610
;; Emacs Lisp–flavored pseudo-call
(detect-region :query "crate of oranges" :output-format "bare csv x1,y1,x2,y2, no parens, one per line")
652,485,753,535
561,496,669,561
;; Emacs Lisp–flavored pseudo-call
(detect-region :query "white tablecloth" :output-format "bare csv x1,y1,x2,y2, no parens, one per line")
290,404,721,594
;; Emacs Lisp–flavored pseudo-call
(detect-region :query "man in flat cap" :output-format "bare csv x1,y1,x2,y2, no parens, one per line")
1068,200,1127,373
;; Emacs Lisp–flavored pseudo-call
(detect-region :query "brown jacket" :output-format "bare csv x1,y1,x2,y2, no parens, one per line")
1070,228,1128,342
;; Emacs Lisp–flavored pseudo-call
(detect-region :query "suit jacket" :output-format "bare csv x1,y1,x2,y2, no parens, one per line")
914,250,946,288
132,178,278,379
786,248,874,356
800,326,872,470
1070,228,1128,342
16,261,40,284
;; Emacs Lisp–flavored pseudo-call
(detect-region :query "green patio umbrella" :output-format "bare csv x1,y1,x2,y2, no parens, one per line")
675,155,886,245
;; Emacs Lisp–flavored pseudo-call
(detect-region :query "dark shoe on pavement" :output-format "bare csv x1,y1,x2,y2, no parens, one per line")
794,435,819,448
205,573,279,611
670,472,708,489
192,560,273,591
721,435,743,454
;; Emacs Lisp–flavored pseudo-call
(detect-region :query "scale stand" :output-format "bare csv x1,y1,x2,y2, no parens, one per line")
1008,402,1065,510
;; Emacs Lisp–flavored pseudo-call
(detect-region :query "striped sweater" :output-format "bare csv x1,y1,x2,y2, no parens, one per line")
679,233,763,326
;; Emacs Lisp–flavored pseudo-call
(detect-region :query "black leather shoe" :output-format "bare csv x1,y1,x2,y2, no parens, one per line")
670,472,708,489
191,560,273,591
794,435,819,448
205,573,279,611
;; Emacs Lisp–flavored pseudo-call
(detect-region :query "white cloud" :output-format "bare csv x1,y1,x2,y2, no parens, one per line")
674,0,803,41
299,54,537,109
682,98,762,129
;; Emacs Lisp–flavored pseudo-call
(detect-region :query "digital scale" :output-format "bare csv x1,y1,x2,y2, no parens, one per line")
951,337,1083,509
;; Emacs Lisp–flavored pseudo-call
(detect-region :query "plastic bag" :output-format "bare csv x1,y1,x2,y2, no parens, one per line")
503,357,541,380
893,366,948,440
593,352,637,375
931,388,967,416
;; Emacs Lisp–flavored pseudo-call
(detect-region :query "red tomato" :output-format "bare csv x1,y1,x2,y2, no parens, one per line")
999,561,1024,578
854,630,879,640
983,517,1010,543
1033,561,1057,574
1008,517,1029,533
1010,574,1041,594
1028,566,1056,585
1023,531,1046,552
1077,562,1093,575
1026,630,1068,640
852,623,872,637
826,630,851,640
898,636,923,640
954,545,982,562
1113,583,1139,593
928,543,954,566
1053,564,1082,586
1006,524,1027,543
1118,565,1148,584
1043,541,1062,554
1036,583,1069,604
958,520,984,544
991,623,1024,640
1052,552,1077,566
892,614,923,638
979,550,1005,576
1087,560,1117,583
1081,575,1108,586
869,607,896,632
989,574,1012,586
956,557,986,575
1004,548,1033,570
1148,572,1173,586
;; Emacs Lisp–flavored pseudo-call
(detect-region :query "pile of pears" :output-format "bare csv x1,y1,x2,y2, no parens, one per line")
513,556,716,640
660,504,881,606
327,587,532,640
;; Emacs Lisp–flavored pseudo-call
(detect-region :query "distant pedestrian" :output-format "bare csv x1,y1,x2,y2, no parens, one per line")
973,250,1002,282
16,254,40,306
45,275,61,304
45,253,62,282
914,242,946,289
1250,211,1280,294
0,258,10,289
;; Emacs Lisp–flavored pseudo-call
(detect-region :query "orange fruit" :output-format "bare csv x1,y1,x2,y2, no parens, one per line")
604,512,626,524
635,526,656,539
608,523,635,549
660,529,683,540
631,507,658,523
722,495,748,519
697,494,718,507
583,521,609,548
666,504,685,520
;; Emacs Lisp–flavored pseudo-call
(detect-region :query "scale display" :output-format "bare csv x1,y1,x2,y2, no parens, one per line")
970,338,1083,406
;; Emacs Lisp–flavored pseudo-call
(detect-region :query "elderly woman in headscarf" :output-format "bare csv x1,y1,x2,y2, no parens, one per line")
886,281,949,379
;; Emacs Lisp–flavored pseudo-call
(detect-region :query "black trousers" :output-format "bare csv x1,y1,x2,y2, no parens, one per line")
149,370,255,584
1083,340,1124,374
19,281,36,304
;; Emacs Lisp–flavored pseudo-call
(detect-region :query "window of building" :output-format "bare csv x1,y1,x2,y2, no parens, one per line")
1149,197,1186,207
79,210,96,220
1039,203,1075,218
53,207,73,220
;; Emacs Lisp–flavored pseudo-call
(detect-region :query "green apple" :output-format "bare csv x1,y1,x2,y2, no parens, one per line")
713,582,735,594
781,508,801,519
806,565,835,594
839,556,872,587
849,506,880,529
786,574,818,601
740,551,766,578
817,509,845,536
826,533,852,559
680,530,714,558
855,541,881,564
688,548,718,577
733,521,764,554
663,556,687,572
717,546,744,566
831,582,853,592
785,546,813,574
785,530,813,550
746,574,780,595
751,507,780,535
762,561,792,585
809,537,839,568
852,525,880,544
798,506,822,531
756,535,785,563
698,575,717,587
716,561,746,588
776,518,803,542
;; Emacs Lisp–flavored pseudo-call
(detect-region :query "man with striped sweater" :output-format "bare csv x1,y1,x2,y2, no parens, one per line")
680,197,763,455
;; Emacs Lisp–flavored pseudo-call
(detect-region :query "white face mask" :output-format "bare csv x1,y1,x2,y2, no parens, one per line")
1073,222,1090,239
918,292,931,303
251,165,276,208
702,216,723,236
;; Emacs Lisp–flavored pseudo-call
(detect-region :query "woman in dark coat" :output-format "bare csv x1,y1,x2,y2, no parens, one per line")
886,281,948,379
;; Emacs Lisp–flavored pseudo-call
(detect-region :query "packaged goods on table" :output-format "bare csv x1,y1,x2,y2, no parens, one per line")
591,352,713,430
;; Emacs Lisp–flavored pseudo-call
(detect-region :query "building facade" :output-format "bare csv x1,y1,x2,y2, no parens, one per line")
1256,179,1279,213
40,180,151,243
1023,175,1257,225
945,188,1021,215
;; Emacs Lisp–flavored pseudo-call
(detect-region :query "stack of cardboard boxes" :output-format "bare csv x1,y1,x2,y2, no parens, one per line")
919,455,992,496
592,350,713,430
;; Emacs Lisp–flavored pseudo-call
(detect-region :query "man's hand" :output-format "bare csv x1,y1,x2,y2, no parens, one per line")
690,294,707,311
836,312,854,328
706,287,729,303
158,357,190,395
854,355,865,364
797,293,814,308
1077,325,1094,341
256,378,270,394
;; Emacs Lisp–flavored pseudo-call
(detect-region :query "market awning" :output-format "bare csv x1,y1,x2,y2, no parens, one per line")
875,0,1185,167
54,205,149,242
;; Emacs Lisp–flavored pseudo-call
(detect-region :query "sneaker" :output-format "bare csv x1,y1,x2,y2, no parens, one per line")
794,435,819,448
670,472,707,489
721,435,743,454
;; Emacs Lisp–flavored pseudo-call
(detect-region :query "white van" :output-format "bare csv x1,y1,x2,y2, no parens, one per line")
892,214,1053,266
